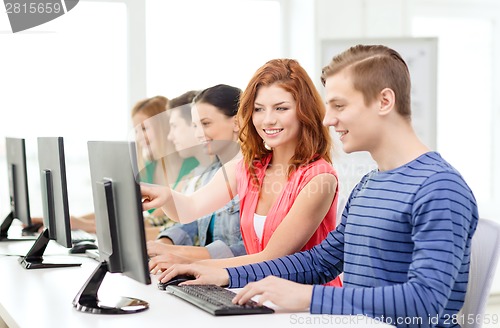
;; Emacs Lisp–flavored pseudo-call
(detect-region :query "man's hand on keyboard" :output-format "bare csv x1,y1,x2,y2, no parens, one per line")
147,240,174,257
149,251,194,274
158,263,229,287
232,276,313,311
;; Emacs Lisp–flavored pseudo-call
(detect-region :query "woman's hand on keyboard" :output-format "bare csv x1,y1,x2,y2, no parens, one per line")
158,263,230,287
149,252,193,274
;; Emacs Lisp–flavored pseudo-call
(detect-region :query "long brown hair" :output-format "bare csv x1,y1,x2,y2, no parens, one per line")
238,59,332,182
131,95,169,171
131,95,168,119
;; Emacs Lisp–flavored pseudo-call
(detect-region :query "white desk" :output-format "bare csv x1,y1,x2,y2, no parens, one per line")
0,240,392,328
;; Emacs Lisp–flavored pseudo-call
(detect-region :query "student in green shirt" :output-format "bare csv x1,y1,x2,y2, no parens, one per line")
34,93,203,240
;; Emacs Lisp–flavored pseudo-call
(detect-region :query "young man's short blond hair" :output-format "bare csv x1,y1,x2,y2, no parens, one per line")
321,44,412,120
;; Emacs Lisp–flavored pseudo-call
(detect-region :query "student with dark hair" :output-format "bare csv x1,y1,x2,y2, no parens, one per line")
154,46,478,328
140,91,204,239
148,84,245,262
168,90,200,109
143,59,342,287
56,92,201,239
162,90,206,194
30,95,183,236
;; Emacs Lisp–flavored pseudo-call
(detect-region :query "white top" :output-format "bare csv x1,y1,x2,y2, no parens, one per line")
253,213,267,243
182,166,207,194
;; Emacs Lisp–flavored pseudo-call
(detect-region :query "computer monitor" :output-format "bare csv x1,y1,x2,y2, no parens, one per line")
17,137,81,269
73,141,151,314
0,137,38,242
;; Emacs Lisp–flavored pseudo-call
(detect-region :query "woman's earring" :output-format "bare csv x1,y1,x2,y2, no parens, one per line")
263,140,272,151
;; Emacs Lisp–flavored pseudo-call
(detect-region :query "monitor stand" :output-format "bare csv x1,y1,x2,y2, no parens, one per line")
18,228,81,269
73,261,149,314
0,211,37,242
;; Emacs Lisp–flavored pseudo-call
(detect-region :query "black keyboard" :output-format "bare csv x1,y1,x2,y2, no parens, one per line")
71,229,96,244
165,284,274,316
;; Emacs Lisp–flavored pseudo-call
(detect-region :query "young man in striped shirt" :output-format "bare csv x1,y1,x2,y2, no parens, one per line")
159,45,479,328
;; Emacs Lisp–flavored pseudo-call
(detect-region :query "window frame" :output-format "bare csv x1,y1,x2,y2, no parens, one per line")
408,0,500,220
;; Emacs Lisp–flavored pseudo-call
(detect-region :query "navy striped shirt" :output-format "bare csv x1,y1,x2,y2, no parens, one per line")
227,152,478,328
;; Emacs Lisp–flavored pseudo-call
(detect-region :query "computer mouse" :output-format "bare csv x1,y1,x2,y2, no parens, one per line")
69,241,98,254
157,274,195,290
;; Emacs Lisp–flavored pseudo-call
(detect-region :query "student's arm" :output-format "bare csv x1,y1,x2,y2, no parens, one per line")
204,173,336,268
226,173,477,326
141,160,238,223
32,213,96,233
148,239,247,273
156,221,199,246
148,243,212,263
153,173,337,279
226,222,346,287
157,225,345,286
147,242,238,273
70,213,96,233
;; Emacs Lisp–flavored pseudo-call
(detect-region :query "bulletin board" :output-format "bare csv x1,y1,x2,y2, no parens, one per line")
320,37,438,200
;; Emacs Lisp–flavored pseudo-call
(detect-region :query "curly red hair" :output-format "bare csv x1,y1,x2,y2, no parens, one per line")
238,59,332,185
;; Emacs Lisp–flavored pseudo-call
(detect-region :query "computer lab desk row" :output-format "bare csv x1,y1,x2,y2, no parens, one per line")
0,240,393,328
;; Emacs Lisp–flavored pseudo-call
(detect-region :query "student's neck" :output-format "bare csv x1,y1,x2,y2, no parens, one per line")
215,142,241,165
269,146,295,168
372,123,430,172
196,154,214,168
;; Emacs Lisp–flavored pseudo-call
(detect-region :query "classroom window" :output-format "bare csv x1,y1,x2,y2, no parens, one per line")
145,0,282,98
0,2,127,216
412,16,493,209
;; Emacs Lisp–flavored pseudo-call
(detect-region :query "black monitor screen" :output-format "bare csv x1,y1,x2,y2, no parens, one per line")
1,137,34,241
73,140,150,314
17,137,81,269
37,137,73,248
